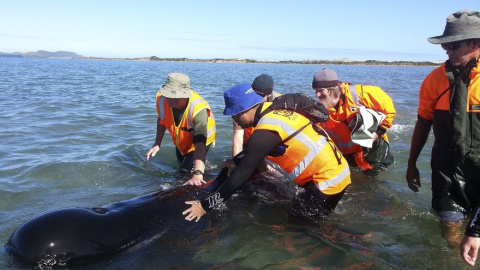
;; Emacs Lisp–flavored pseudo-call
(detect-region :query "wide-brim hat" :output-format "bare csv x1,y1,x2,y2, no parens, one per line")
428,10,480,44
159,73,192,98
223,83,263,116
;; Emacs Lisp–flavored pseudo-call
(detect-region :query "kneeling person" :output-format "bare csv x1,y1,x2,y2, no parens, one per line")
183,83,351,222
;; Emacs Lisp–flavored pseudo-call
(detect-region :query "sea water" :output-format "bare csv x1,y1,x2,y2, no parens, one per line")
0,58,467,269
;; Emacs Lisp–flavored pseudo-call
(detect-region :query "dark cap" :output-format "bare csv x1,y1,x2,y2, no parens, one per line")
251,74,274,96
428,10,480,44
312,68,339,89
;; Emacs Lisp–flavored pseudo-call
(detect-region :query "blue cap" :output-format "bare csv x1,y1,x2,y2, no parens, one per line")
223,83,264,116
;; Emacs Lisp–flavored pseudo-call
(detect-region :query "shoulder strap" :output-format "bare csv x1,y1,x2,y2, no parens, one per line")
279,121,311,145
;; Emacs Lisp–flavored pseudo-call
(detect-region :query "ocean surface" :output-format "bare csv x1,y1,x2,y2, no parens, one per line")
0,58,469,269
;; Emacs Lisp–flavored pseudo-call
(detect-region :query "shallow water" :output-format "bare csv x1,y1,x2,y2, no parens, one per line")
0,58,470,269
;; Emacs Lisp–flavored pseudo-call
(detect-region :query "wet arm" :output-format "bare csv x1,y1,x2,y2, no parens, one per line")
461,203,480,266
184,110,208,185
406,116,432,192
232,122,245,157
201,129,281,210
192,110,208,173
146,119,166,161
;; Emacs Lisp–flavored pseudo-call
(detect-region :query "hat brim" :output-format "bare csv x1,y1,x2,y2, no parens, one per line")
223,101,262,116
428,33,480,44
159,85,192,98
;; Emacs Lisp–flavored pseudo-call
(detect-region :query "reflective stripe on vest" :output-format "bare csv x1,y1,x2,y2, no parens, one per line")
187,97,216,139
260,116,328,181
349,84,360,105
316,164,351,191
257,108,350,194
156,90,216,154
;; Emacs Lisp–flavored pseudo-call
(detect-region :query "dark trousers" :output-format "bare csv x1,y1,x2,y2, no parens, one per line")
175,144,211,173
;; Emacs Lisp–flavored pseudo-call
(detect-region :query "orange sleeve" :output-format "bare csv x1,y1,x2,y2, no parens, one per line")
418,64,448,121
358,85,396,130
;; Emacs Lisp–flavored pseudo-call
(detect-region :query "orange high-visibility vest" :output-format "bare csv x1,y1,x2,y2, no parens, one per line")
243,91,282,144
156,90,216,155
255,103,351,195
321,83,395,169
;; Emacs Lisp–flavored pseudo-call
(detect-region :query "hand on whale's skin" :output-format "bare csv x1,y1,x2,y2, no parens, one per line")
183,200,206,222
183,174,206,186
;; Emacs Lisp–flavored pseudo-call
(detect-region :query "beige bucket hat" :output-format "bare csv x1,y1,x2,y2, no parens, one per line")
159,73,192,98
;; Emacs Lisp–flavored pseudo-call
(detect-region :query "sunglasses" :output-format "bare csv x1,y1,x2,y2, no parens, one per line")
441,41,464,51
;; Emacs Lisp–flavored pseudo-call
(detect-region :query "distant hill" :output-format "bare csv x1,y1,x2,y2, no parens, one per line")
0,50,82,58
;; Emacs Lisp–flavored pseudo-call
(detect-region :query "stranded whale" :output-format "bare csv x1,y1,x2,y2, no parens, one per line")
5,185,210,267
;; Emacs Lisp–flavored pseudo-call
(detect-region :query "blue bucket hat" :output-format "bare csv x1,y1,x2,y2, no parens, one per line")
223,83,264,116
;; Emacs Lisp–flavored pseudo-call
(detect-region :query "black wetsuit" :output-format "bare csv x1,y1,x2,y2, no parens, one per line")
466,203,480,237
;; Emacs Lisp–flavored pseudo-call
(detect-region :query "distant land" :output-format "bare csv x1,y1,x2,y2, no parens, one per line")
0,50,81,59
0,50,443,66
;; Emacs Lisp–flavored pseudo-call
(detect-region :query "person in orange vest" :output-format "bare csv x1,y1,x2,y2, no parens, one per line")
182,83,351,222
401,10,480,255
231,74,281,157
146,73,216,186
312,68,396,171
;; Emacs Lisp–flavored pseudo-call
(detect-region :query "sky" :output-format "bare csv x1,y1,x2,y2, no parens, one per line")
1,0,479,62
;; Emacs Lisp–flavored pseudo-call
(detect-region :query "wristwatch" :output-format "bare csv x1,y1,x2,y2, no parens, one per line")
192,169,204,175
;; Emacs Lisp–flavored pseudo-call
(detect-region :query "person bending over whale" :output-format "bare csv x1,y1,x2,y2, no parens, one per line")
183,83,351,222
146,73,216,186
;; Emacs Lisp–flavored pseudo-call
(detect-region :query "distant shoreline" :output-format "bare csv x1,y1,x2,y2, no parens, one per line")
0,50,442,66
80,56,442,67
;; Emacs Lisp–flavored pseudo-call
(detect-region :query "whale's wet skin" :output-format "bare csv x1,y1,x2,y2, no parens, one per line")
5,185,210,267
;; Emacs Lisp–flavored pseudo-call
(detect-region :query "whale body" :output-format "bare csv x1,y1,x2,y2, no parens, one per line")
5,185,210,267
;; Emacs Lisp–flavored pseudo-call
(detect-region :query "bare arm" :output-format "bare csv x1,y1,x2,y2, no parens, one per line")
461,236,480,266
232,123,245,157
405,118,432,192
146,118,167,161
183,141,207,186
184,109,209,186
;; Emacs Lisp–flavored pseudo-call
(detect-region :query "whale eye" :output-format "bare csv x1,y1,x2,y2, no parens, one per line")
92,207,108,214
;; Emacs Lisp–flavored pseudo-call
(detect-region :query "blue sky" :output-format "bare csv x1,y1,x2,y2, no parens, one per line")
1,0,479,61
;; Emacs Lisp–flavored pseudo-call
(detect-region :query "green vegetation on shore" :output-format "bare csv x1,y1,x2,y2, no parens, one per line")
145,56,441,66
1,50,442,66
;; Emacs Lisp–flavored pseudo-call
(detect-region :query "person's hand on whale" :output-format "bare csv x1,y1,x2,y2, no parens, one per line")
183,174,206,186
183,201,206,222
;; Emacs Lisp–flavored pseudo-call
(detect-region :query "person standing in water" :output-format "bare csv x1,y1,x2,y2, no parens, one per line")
405,10,480,248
